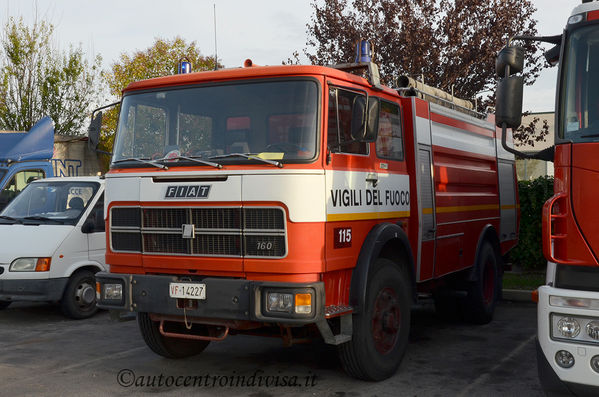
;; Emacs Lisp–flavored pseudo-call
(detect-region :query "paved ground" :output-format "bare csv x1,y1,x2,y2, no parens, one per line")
0,298,541,396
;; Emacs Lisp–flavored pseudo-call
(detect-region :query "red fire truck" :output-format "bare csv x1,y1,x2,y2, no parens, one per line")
495,0,599,394
95,45,518,380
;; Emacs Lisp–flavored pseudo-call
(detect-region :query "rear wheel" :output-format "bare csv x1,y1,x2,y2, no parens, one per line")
138,312,210,358
60,270,98,319
0,301,11,310
338,258,411,380
461,241,500,324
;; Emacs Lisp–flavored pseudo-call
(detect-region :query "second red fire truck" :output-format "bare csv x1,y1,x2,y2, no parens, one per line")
95,45,519,380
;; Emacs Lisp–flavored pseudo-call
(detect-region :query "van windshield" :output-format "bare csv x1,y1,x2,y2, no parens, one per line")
112,79,319,167
0,181,99,225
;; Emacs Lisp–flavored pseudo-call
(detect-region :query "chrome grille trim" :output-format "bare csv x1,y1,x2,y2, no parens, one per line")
110,206,287,258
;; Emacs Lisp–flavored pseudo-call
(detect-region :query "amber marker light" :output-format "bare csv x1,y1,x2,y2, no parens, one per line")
295,293,312,314
35,258,51,272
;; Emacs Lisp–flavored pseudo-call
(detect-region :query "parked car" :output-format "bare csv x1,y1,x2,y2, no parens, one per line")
0,176,105,319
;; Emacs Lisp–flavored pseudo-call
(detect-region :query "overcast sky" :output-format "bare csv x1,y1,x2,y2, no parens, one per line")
1,0,583,112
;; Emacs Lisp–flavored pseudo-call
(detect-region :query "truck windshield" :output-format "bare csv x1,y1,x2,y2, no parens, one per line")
0,181,99,225
559,24,599,142
112,79,319,166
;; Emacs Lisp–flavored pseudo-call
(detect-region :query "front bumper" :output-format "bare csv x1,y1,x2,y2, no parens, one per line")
537,285,599,394
95,272,325,325
0,277,68,302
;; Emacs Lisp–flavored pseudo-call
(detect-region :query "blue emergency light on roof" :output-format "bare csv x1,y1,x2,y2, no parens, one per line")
355,40,373,63
178,59,192,74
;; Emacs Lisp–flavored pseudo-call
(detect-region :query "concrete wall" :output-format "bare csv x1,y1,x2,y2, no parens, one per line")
52,135,103,176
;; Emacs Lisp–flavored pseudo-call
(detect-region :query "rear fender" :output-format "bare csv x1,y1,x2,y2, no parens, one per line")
469,224,502,282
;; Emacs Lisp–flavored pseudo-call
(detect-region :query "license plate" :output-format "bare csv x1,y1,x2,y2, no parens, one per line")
169,283,206,300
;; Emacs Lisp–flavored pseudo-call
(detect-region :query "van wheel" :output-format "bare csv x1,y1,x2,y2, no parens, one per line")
138,312,210,358
338,258,411,380
61,270,98,319
0,301,11,310
462,241,500,324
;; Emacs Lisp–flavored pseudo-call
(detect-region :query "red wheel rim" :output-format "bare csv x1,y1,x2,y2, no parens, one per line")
482,260,495,306
372,287,401,355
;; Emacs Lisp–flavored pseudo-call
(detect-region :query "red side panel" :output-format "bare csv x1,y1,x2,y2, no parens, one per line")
564,143,599,265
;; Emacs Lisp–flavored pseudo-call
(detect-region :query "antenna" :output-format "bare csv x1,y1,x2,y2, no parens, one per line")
213,4,218,70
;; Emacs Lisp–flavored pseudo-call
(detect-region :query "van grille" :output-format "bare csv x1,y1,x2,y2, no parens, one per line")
110,206,286,258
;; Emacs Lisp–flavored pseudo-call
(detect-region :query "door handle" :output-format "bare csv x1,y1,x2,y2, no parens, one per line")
366,173,378,187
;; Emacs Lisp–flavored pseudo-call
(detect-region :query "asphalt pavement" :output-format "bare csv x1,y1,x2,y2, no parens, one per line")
0,295,541,396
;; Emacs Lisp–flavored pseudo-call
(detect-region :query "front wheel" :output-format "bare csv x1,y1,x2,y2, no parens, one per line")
461,241,500,324
60,270,98,319
0,300,11,310
138,312,210,359
338,258,411,380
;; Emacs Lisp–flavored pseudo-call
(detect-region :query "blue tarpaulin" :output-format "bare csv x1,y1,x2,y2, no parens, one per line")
0,117,54,163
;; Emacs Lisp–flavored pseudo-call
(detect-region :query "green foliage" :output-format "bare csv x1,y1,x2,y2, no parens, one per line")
100,37,218,153
0,17,102,134
510,176,554,270
502,271,545,290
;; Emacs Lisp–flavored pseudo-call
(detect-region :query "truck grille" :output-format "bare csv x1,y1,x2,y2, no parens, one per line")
110,206,286,258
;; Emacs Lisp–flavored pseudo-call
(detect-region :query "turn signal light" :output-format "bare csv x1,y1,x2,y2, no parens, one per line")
295,293,312,314
35,258,51,272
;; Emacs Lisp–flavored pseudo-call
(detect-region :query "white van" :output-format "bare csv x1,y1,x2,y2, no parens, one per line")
0,176,105,319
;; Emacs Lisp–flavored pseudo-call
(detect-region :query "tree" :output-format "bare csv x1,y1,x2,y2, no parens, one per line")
306,0,542,106
0,16,102,134
100,37,218,153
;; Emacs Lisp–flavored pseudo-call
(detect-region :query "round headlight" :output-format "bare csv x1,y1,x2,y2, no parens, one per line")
568,14,584,25
591,356,599,374
587,321,599,340
555,350,575,369
557,317,581,338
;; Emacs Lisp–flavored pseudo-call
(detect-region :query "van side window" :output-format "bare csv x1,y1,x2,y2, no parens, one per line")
84,192,105,232
327,87,368,155
375,101,404,161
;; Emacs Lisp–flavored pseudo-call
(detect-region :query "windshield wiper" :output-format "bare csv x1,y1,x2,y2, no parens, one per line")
23,216,65,224
112,157,168,170
209,153,283,168
0,215,23,224
161,155,223,169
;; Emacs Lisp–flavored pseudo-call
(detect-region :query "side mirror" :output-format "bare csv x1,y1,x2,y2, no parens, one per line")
545,45,561,66
363,97,379,142
88,111,103,151
496,46,524,77
496,76,524,129
350,96,367,141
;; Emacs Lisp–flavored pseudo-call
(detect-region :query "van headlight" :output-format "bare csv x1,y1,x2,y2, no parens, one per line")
10,257,51,272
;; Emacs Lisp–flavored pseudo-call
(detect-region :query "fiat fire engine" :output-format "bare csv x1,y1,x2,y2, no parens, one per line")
95,43,519,380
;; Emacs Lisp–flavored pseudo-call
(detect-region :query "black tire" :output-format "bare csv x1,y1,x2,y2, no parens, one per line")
137,312,210,359
0,301,11,310
60,270,98,319
461,241,500,324
338,258,411,381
